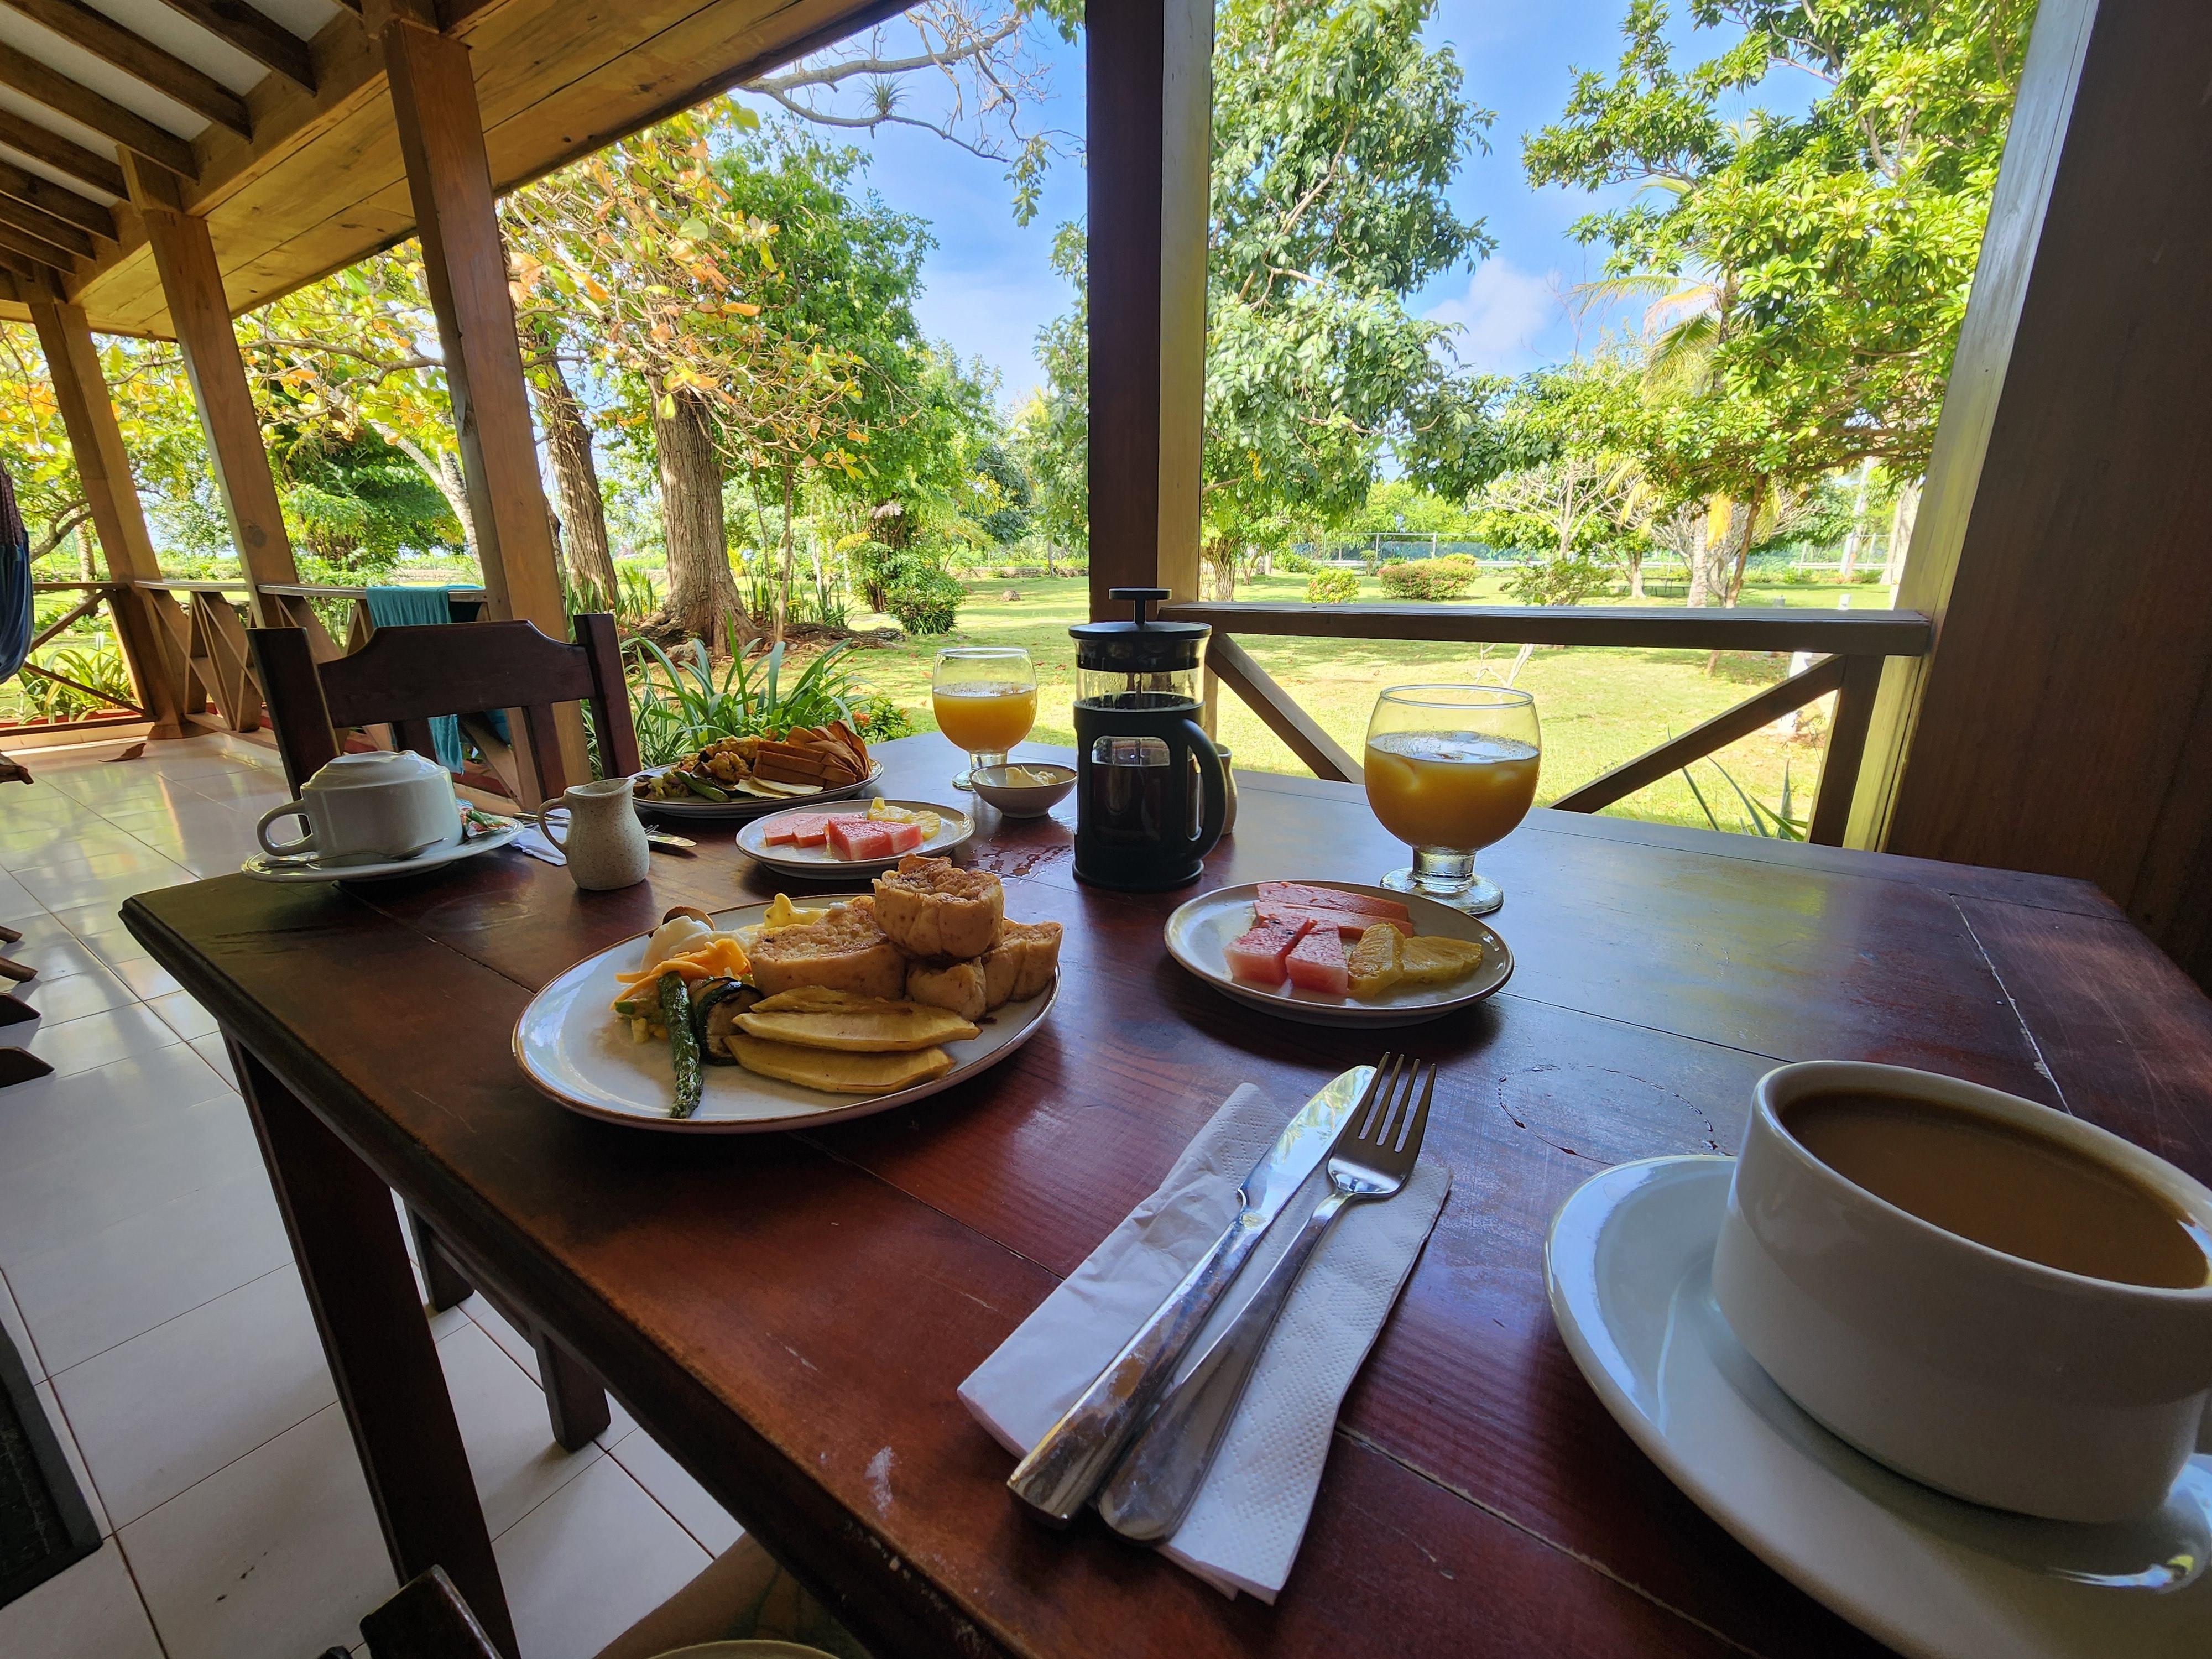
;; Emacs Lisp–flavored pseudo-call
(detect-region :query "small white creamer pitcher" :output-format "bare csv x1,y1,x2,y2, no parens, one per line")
533,776,650,890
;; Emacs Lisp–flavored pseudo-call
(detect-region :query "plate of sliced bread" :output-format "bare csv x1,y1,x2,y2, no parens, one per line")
513,855,1060,1131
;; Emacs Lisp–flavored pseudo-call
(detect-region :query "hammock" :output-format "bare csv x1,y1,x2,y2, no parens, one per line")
0,458,29,684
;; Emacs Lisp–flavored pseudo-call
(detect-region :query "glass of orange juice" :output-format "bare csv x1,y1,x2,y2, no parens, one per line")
1363,684,1541,914
932,645,1039,791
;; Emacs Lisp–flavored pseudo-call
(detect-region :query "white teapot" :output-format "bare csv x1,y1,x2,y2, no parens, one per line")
255,751,461,867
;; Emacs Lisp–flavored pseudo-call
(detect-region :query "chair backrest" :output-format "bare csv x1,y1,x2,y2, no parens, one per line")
248,614,640,796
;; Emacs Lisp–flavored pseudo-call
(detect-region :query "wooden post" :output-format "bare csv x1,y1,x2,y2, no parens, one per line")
1086,0,1209,620
123,155,298,627
25,284,187,737
368,0,586,798
1853,0,2212,984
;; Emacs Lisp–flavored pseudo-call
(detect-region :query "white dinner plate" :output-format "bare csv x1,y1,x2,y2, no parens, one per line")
241,821,520,884
512,895,1056,1133
630,761,885,823
1163,880,1511,1027
1545,1156,2212,1659
735,800,973,877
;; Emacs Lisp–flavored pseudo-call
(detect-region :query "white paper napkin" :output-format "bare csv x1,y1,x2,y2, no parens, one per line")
958,1082,1452,1602
510,820,565,865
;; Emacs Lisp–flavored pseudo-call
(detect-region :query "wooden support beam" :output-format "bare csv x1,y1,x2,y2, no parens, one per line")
0,0,252,136
1552,655,1848,818
0,106,123,195
0,193,91,257
1086,0,1209,620
123,155,298,619
149,0,312,92
1207,633,1364,784
0,220,71,274
0,43,198,178
1863,0,2212,984
26,287,187,736
371,6,583,798
0,156,111,238
1160,601,1935,659
1807,654,1883,848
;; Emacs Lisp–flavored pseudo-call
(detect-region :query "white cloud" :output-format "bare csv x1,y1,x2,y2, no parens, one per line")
1425,259,1561,374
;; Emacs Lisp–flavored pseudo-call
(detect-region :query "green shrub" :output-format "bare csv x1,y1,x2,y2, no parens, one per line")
846,540,905,612
1855,568,1883,583
1377,554,1479,602
1277,549,1319,575
886,566,965,635
1504,556,1611,607
1305,568,1360,604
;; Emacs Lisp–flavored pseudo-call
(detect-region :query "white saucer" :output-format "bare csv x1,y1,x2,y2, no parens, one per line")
734,800,973,877
242,823,520,884
1545,1156,2212,1659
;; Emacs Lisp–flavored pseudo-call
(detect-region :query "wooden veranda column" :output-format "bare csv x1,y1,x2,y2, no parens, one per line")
1086,0,1210,620
122,156,299,625
367,0,587,797
1851,0,2212,984
25,284,187,737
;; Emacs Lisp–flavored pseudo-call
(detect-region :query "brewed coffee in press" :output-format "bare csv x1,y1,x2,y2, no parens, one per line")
1069,589,1228,890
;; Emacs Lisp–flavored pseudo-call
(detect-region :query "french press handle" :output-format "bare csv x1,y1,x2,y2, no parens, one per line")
1109,587,1171,625
1178,718,1228,862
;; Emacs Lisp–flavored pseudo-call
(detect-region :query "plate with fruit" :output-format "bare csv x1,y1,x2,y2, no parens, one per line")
737,799,974,876
1164,879,1512,1027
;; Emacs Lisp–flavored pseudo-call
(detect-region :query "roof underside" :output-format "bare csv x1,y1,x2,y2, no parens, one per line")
0,0,903,338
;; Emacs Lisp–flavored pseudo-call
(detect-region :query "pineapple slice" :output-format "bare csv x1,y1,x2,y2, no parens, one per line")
1346,923,1405,1000
1398,935,1488,986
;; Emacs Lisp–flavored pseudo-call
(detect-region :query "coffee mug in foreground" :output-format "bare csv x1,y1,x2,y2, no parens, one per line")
1713,1060,2212,1523
255,750,462,867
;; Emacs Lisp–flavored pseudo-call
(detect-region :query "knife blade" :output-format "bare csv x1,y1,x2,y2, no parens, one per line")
1006,1065,1376,1524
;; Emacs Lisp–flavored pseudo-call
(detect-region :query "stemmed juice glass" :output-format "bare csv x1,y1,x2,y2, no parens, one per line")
932,645,1039,791
1363,684,1541,914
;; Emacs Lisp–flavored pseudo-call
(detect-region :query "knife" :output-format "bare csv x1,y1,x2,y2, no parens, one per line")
1006,1065,1376,1525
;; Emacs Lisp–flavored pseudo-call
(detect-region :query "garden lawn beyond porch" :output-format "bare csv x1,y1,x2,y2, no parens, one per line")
841,571,1890,836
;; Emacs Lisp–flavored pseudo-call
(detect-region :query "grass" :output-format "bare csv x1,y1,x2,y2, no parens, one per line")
831,568,1895,835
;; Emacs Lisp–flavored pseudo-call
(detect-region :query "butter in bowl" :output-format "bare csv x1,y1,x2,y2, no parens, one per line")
969,762,1076,818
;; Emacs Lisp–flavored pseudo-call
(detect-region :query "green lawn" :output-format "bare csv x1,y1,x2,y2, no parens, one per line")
844,569,1894,835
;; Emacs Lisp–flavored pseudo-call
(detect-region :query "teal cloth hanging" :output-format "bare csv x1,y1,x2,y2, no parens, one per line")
361,587,509,774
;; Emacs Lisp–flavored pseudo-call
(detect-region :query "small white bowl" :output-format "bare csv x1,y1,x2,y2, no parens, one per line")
969,763,1076,817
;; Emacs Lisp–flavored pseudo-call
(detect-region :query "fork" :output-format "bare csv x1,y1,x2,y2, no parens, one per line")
1096,1055,1439,1542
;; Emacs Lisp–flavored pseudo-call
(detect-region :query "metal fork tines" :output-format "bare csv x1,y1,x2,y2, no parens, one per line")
1096,1054,1438,1542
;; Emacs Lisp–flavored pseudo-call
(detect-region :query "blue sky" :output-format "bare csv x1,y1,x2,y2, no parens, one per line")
732,3,1781,409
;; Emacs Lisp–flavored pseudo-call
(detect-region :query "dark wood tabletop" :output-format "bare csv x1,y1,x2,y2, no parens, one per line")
120,732,2212,1659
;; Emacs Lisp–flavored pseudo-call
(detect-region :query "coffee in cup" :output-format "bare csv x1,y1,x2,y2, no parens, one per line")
1713,1061,2212,1522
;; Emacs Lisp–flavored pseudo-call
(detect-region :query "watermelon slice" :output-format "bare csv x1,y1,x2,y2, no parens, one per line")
1284,924,1349,996
1257,882,1412,922
827,818,896,859
766,810,865,847
1254,900,1414,939
880,820,926,855
1223,916,1312,986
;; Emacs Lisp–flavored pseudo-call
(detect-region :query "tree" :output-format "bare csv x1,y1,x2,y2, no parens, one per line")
265,419,461,573
1469,360,1644,588
1526,0,2035,521
523,319,617,607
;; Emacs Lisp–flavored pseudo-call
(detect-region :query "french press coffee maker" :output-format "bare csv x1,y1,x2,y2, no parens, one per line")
1070,588,1228,890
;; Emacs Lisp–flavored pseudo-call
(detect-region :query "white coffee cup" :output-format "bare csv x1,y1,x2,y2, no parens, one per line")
1713,1060,2212,1524
255,750,462,867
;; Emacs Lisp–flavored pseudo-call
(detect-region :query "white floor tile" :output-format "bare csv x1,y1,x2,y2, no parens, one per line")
0,1539,163,1659
11,1164,293,1371
1,1267,39,1379
0,870,38,920
122,1402,395,1659
9,934,113,983
494,1454,710,1659
0,1087,259,1265
189,1032,236,1083
35,1379,112,1536
610,1431,742,1556
107,955,181,1000
18,962,137,1025
0,1041,235,1177
147,988,220,1042
25,1005,181,1079
439,1318,602,1536
54,1265,335,1528
469,1296,541,1381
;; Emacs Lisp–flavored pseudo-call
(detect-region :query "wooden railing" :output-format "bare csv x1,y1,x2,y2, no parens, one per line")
1164,602,1935,846
9,581,152,733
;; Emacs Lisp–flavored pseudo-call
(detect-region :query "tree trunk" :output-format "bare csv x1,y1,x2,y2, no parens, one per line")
395,435,477,561
773,465,797,647
1883,479,1921,585
1838,456,1874,581
530,348,617,609
1626,545,1645,600
650,380,748,654
1686,503,1719,608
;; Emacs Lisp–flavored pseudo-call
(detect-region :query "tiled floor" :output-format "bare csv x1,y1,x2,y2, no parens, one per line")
1,734,738,1659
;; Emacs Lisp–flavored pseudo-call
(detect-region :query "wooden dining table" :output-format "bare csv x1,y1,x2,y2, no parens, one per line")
120,731,2212,1659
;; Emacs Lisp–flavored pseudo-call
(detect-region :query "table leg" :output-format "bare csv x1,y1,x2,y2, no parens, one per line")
228,1035,518,1659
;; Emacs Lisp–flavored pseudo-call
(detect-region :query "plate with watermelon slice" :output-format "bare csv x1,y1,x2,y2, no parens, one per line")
736,800,974,876
1164,879,1512,1027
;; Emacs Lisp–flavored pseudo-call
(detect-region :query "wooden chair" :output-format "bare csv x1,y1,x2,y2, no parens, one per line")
249,613,639,798
247,614,640,1451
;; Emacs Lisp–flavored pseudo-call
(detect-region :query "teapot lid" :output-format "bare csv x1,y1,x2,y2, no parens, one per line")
1069,588,1209,672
